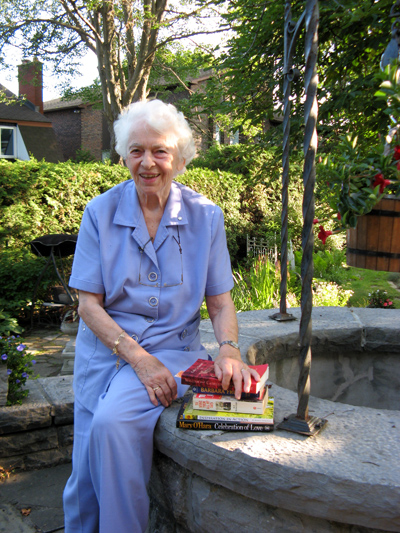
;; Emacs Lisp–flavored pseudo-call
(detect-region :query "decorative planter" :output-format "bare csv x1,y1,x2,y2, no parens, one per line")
347,196,400,272
0,365,8,406
60,320,79,337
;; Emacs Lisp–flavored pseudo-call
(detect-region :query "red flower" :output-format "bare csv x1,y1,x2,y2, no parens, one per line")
337,212,341,221
317,225,333,245
372,173,391,194
394,145,400,160
313,218,319,224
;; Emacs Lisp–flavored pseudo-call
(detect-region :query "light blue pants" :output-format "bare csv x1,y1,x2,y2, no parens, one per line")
63,351,198,533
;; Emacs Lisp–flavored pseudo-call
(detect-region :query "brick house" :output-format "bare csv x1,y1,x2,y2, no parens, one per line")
43,98,110,161
43,72,215,162
0,60,64,163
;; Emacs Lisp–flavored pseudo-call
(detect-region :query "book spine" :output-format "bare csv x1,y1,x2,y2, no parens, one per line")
176,419,274,432
192,397,265,414
181,376,234,392
182,412,273,424
191,386,262,399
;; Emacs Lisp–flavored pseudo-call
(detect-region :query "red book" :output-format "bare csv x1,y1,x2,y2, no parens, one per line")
180,359,269,395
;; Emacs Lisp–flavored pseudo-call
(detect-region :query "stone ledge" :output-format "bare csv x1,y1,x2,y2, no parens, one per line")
0,376,74,472
154,307,400,532
1,307,399,531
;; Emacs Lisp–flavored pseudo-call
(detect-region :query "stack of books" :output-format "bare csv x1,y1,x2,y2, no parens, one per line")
176,359,274,432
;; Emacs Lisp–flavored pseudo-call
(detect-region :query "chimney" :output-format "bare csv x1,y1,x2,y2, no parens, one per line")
18,58,44,114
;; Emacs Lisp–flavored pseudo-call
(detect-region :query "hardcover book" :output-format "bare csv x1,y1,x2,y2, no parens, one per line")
181,394,274,424
176,393,275,431
179,359,269,395
193,386,269,414
191,386,266,400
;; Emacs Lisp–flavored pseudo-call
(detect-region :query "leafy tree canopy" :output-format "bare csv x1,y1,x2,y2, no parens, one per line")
187,0,397,150
0,0,227,162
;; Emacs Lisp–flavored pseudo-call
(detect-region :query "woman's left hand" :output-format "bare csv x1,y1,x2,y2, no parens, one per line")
214,353,260,400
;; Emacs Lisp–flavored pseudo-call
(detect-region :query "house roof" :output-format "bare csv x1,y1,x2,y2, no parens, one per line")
44,97,84,112
0,84,51,123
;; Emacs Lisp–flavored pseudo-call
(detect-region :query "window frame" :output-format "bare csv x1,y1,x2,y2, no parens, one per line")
0,125,17,159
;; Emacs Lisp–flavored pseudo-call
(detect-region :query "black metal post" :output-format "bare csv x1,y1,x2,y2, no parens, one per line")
277,0,327,436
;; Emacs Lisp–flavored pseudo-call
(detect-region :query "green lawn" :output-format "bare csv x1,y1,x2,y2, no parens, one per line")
343,267,400,308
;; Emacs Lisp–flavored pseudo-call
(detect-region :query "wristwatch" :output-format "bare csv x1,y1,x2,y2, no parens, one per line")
219,340,240,350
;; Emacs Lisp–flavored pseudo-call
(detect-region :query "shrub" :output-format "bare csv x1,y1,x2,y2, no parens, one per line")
0,248,61,324
0,158,130,249
367,289,396,309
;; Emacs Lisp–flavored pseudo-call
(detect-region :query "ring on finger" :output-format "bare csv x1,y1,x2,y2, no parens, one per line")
152,386,161,392
240,367,247,373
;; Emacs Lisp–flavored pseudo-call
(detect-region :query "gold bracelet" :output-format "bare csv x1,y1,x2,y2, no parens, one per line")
112,330,126,369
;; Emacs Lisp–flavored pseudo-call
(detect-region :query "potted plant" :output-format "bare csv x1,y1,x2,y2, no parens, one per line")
315,63,400,271
60,301,79,336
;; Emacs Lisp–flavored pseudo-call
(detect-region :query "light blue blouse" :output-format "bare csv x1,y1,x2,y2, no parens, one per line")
69,179,234,410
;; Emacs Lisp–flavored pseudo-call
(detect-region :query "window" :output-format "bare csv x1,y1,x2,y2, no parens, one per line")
0,127,16,158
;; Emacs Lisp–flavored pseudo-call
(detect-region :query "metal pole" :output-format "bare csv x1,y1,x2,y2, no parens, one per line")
270,0,303,322
277,0,327,436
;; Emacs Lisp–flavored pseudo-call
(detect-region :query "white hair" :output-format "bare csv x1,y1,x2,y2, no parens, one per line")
114,99,196,167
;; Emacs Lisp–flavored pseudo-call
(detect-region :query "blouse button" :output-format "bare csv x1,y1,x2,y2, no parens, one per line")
181,329,188,339
148,272,158,282
183,346,190,352
131,334,139,342
145,316,155,323
149,297,159,307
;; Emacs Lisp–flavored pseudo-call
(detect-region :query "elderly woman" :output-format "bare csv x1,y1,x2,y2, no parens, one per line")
63,99,259,533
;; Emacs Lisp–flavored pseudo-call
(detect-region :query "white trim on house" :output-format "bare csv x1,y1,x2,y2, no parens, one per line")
0,125,30,160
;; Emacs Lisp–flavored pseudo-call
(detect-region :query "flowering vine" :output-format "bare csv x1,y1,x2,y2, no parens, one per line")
0,335,36,405
315,63,400,246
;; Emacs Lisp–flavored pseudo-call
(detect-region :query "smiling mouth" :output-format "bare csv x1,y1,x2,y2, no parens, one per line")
140,174,160,179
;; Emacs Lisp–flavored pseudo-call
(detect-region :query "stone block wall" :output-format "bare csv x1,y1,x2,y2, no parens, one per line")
0,377,74,473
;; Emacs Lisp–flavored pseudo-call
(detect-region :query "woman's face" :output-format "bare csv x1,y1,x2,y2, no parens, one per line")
125,122,185,202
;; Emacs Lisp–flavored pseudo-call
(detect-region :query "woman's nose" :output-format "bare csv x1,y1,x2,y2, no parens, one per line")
141,150,155,168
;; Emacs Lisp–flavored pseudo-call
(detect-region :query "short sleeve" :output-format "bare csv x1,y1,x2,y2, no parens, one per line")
205,207,234,296
69,205,105,294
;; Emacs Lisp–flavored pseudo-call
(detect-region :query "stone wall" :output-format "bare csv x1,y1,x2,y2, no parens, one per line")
0,377,73,472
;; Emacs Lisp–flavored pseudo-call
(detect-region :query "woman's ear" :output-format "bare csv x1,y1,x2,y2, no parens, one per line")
177,158,186,171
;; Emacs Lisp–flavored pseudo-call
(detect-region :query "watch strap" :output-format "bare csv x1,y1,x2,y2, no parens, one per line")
219,340,240,350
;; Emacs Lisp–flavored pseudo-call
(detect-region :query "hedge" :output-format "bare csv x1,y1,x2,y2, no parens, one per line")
0,150,305,326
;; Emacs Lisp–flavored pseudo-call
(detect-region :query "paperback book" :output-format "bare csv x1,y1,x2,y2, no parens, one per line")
181,394,274,424
179,359,269,395
192,386,269,414
176,393,274,431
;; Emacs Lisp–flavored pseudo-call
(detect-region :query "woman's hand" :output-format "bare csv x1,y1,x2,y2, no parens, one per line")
206,291,260,399
130,354,177,408
214,352,260,400
77,290,177,408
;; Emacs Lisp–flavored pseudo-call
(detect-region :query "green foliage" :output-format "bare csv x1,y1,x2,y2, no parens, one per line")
230,256,301,313
179,167,249,260
0,308,24,337
0,335,36,405
0,158,130,248
72,147,97,163
312,280,354,307
303,248,351,286
367,289,396,309
0,248,62,323
188,143,306,252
